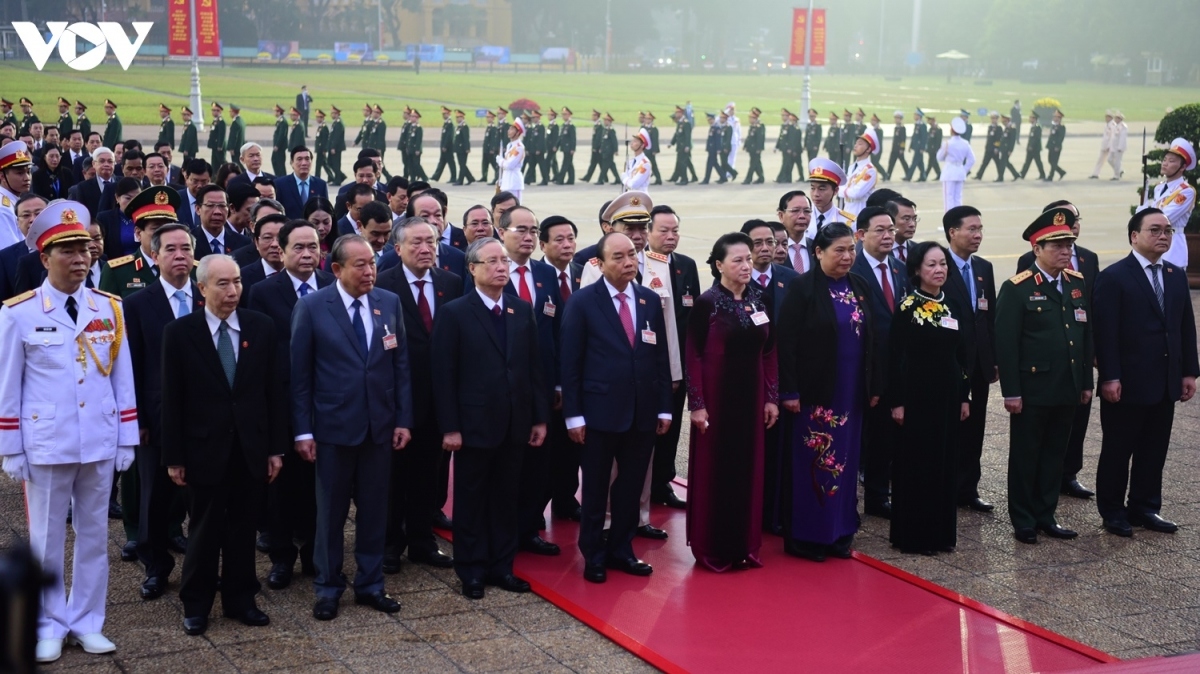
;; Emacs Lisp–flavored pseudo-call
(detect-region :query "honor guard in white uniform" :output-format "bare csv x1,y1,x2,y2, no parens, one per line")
1140,137,1196,269
497,117,527,202
724,102,742,179
622,128,653,193
841,127,879,217
0,201,138,664
1108,111,1128,180
804,157,854,244
0,140,32,248
938,117,977,212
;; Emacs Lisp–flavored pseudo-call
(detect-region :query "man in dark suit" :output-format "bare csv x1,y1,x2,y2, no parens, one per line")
336,182,375,238
561,232,673,584
190,184,252,259
291,234,412,621
162,254,287,636
538,216,585,520
374,219,460,573
236,213,286,306
886,197,919,266
1016,200,1100,499
174,159,212,229
406,191,468,281
498,206,564,555
225,143,272,192
433,238,547,599
942,205,998,512
742,219,800,532
777,191,816,273
851,206,909,519
274,146,329,220
1094,208,1199,537
75,146,117,216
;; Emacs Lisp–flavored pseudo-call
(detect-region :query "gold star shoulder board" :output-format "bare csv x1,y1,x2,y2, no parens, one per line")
588,257,601,268
645,250,668,263
1064,268,1083,279
90,288,122,301
1009,270,1034,284
2,290,35,307
838,209,857,223
107,254,135,268
193,260,200,267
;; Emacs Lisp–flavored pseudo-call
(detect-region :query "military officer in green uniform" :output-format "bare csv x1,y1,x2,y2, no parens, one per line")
642,111,661,186
775,108,796,183
370,104,391,180
997,115,1020,181
206,102,225,169
74,101,91,144
923,116,941,181
156,103,175,151
741,107,765,184
288,106,305,154
178,106,198,166
544,107,560,185
452,109,475,185
18,97,39,137
524,109,545,185
995,207,1093,545
824,111,841,163
226,103,245,168
598,112,620,185
906,109,928,181
667,106,695,185
431,105,457,183
0,99,15,130
102,99,122,150
480,110,499,184
271,104,289,176
314,109,331,183
408,108,427,180
56,97,73,142
398,106,412,179
328,105,347,184
1045,109,1066,181
885,110,908,182
582,109,604,183
804,108,822,166
973,111,1003,181
353,103,372,149
1019,113,1045,181
555,107,576,185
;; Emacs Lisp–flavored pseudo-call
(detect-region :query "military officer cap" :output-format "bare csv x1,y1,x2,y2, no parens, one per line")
675,105,686,115
532,109,542,118
0,99,11,107
602,190,652,226
843,109,852,117
893,110,903,118
1022,207,1077,247
591,109,601,117
915,108,924,118
1166,138,1197,171
404,106,413,114
441,105,451,114
828,112,838,123
856,108,866,117
788,112,799,122
634,128,652,149
315,109,326,118
511,118,526,136
562,106,573,115
230,103,240,111
604,112,614,122
454,109,465,117
927,115,936,122
520,112,532,123
950,117,967,135
860,127,880,154
781,108,792,117
718,109,729,119
180,105,193,115
1113,110,1124,120
105,99,117,109
58,97,71,107
411,109,422,118
158,102,170,113
76,101,87,111
989,110,999,118
498,106,509,115
485,109,496,119
331,105,341,114
959,109,970,117
27,200,91,253
750,107,761,117
1001,114,1011,123
548,108,557,118
870,113,880,123
20,97,34,106
0,140,33,171
808,157,846,187
705,112,716,120
290,106,300,115
1053,108,1064,118
373,104,384,114
211,102,224,112
808,108,818,115
124,185,181,224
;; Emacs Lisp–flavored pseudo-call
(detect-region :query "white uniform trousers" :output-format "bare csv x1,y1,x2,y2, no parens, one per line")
1091,150,1111,177
1108,151,1124,178
26,459,114,640
943,180,963,212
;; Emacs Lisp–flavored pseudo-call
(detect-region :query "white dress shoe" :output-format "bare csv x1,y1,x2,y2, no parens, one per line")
68,632,116,654
36,638,63,663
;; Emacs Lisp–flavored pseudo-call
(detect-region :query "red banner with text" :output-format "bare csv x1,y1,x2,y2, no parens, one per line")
811,8,826,67
789,8,826,67
167,0,221,59
789,9,807,67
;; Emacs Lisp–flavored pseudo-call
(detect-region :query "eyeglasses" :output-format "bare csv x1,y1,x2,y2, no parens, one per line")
1143,226,1175,238
507,227,539,237
201,202,229,210
783,208,812,216
897,215,920,225
868,227,897,236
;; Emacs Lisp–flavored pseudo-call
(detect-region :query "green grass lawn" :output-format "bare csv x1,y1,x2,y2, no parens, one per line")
0,62,1194,126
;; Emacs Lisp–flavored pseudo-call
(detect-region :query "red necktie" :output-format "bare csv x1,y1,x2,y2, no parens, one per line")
898,244,907,263
758,273,769,288
517,266,533,304
617,293,635,347
559,271,571,302
878,262,895,312
414,280,434,334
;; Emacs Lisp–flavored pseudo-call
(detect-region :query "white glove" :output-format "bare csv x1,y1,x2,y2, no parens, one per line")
2,455,30,482
115,446,135,472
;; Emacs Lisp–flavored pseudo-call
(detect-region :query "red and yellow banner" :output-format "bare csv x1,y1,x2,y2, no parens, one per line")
811,8,826,67
789,8,826,67
167,0,221,59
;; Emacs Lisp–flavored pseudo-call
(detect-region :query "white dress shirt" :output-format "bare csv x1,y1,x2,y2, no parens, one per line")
862,250,893,291
755,264,774,288
1131,249,1168,290
160,277,192,318
336,280,373,345
204,307,240,358
404,266,436,317
475,287,504,312
260,258,280,278
287,270,316,298
508,260,536,300
88,262,102,289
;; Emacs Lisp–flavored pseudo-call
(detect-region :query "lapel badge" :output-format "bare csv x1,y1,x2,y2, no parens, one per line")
536,282,543,288
506,307,514,314
777,281,784,288
373,308,381,315
242,341,249,348
1071,288,1082,299
638,298,646,305
437,291,444,297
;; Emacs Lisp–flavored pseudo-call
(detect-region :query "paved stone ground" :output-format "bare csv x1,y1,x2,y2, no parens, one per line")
2,131,1198,671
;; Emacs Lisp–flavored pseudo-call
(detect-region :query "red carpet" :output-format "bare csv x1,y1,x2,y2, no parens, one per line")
440,480,1129,673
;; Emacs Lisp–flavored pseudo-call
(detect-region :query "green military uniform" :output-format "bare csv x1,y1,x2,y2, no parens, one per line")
56,98,73,142
226,107,245,167
545,114,560,185
741,111,765,184
1020,116,1045,180
598,117,620,184
271,109,289,176
433,110,461,184
555,110,576,184
973,117,1003,180
289,116,305,155
398,110,412,179
370,106,390,179
207,110,225,169
804,113,822,165
925,120,942,181
1046,113,1066,181
408,113,427,180
775,114,796,183
453,115,474,185
1,101,16,130
824,114,842,162
523,115,545,185
18,97,39,137
314,113,331,182
995,208,1093,541
668,108,694,185
908,112,928,181
354,110,372,148
179,109,199,165
643,115,661,185
885,115,908,181
328,108,347,184
102,100,122,149
786,113,804,175
582,112,604,182
75,104,91,141
997,118,1019,181
157,105,175,150
481,116,500,183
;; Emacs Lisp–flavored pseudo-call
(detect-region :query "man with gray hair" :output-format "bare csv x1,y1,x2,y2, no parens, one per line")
227,142,272,191
376,218,462,573
78,145,117,216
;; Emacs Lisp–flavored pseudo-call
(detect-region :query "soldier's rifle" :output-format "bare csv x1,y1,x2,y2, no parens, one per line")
1140,127,1149,206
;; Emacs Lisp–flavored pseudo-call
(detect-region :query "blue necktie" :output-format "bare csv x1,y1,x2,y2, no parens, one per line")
962,261,976,312
298,282,310,297
299,178,309,204
350,298,367,358
217,320,236,387
173,289,190,317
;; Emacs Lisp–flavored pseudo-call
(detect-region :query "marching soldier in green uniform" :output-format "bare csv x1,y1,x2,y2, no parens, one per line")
868,113,885,172
288,106,305,153
408,109,427,180
741,107,765,184
555,107,576,185
156,103,175,151
959,109,974,142
775,108,796,183
370,104,391,179
804,108,822,166
314,109,330,183
582,109,604,183
497,106,511,139
206,102,225,169
668,105,695,185
923,116,941,181
1020,112,1046,181
271,104,289,176
398,106,412,179
716,110,736,182
178,106,198,165
973,111,1003,181
431,106,457,183
906,109,927,181
787,111,805,176
19,97,39,137
885,110,908,182
544,108,560,185
824,111,841,163
102,99,122,149
56,97,73,142
1045,109,1066,181
74,101,91,141
328,105,347,184
997,114,1020,181
480,110,499,184
642,111,662,186
452,109,475,185
522,109,544,185
0,99,15,129
226,103,245,168
995,207,1093,545
598,112,621,185
353,103,372,149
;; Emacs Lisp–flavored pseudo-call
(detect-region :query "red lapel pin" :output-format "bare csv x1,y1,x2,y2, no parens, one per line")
242,341,249,348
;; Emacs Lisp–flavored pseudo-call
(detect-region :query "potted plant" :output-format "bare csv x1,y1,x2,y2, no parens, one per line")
1033,97,1062,125
1139,104,1200,287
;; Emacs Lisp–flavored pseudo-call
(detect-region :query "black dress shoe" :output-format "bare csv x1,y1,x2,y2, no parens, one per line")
462,580,485,599
962,497,995,512
829,535,854,559
864,501,892,519
313,598,339,621
519,535,561,556
1014,528,1038,544
168,535,189,554
552,506,582,522
1103,519,1133,537
652,491,687,509
1129,512,1179,533
409,550,454,568
606,557,653,576
108,499,123,520
1061,480,1095,499
354,591,401,613
1037,523,1078,539
140,575,166,601
223,606,270,626
182,616,208,636
255,532,271,553
120,540,138,562
583,565,607,583
267,563,293,590
636,524,669,540
431,511,453,530
484,574,531,593
382,552,402,575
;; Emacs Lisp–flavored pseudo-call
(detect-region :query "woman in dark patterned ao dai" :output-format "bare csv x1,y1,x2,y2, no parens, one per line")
686,232,779,572
887,241,970,555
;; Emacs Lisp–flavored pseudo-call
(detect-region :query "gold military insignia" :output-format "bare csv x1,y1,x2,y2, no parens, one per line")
1064,268,1083,279
837,209,857,223
1009,270,1034,284
1053,212,1066,226
154,191,169,205
62,209,79,225
645,250,668,263
108,254,135,268
1,195,10,207
91,288,122,301
630,197,641,206
2,290,35,307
